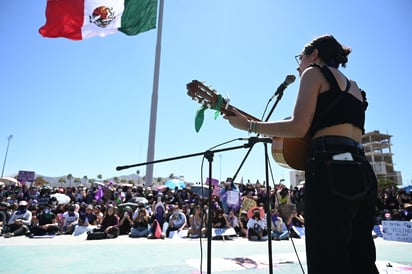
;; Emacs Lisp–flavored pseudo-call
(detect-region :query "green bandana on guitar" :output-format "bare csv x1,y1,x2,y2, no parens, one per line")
194,94,224,132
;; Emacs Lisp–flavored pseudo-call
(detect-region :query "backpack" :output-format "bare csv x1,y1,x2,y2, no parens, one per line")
149,219,163,239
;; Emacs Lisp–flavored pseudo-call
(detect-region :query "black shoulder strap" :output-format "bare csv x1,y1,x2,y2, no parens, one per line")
309,64,350,114
307,64,351,137
309,63,350,93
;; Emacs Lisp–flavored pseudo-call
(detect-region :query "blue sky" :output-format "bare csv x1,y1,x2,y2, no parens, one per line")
1,0,411,186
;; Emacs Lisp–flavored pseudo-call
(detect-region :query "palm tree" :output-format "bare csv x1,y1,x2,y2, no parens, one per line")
74,177,81,187
136,170,141,185
67,174,73,188
34,176,47,188
58,177,65,187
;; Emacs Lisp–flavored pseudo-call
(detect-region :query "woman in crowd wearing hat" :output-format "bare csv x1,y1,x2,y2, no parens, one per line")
4,200,32,238
246,206,267,241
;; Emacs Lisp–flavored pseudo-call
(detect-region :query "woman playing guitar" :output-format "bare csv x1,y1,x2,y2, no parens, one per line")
224,34,378,274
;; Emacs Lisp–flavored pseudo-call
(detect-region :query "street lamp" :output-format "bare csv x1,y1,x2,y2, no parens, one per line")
1,134,13,178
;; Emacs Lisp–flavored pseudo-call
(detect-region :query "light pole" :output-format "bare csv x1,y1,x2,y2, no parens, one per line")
1,134,13,178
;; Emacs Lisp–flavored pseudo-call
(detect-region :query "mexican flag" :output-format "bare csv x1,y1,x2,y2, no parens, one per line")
39,0,158,40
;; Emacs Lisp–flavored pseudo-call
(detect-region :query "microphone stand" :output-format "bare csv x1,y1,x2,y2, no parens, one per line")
231,89,286,274
231,89,285,182
116,138,270,274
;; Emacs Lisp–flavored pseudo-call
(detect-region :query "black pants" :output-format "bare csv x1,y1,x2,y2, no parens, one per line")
8,223,30,236
30,225,59,236
304,137,379,274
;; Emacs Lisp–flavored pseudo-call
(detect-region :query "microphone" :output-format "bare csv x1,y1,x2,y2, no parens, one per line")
270,74,296,100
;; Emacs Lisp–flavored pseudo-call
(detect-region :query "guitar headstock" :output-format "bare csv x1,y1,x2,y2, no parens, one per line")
186,80,260,121
186,80,228,112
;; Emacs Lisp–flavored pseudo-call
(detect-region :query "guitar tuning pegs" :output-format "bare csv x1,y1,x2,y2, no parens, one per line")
224,93,230,110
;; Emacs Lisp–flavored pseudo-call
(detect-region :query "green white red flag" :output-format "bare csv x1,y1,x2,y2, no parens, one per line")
39,0,158,40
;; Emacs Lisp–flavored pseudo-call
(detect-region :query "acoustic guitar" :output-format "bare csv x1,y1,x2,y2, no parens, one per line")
186,80,310,170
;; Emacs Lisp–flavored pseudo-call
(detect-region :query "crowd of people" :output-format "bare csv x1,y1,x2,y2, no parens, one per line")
0,178,411,241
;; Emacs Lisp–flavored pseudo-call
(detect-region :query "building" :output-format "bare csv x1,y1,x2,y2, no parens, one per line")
362,130,402,185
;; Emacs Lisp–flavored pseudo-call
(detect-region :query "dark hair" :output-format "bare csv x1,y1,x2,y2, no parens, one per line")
303,34,351,68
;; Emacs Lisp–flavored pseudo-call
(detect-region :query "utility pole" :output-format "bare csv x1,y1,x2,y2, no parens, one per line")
1,134,13,178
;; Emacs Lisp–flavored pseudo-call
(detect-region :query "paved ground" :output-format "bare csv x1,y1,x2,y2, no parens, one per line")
0,234,411,273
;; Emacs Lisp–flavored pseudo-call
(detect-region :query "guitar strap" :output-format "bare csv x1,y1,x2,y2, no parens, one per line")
307,64,351,137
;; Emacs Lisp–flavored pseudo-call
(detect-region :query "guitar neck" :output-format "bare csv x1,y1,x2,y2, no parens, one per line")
220,104,261,122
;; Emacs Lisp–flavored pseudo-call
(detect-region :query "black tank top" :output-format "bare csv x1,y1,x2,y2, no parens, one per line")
307,64,367,137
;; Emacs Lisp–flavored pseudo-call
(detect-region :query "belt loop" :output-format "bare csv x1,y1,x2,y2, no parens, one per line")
321,136,326,152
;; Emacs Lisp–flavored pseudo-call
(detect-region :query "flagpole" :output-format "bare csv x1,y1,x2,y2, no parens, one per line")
145,0,164,187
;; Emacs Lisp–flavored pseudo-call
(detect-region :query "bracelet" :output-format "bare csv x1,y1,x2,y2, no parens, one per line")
248,120,257,133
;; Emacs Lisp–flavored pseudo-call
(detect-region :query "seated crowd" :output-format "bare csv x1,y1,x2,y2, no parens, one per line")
1,178,411,241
